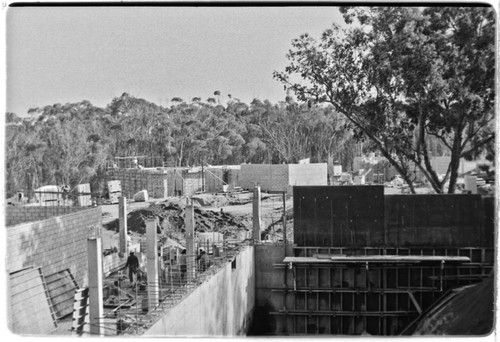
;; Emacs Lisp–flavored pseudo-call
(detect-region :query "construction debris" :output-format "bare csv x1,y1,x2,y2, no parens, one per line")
133,190,149,202
103,198,251,244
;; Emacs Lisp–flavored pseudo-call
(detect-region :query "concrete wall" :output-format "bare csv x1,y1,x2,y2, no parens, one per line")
240,164,289,192
251,243,293,335
6,206,84,226
288,163,328,189
144,246,255,336
6,207,102,287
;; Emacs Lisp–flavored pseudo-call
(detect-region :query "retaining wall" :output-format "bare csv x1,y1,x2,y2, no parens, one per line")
6,207,102,287
6,206,85,226
144,246,255,336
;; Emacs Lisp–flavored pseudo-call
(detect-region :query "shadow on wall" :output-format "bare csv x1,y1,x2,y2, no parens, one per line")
247,302,273,335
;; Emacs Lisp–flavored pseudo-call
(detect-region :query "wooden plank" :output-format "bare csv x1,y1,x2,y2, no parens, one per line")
283,255,470,264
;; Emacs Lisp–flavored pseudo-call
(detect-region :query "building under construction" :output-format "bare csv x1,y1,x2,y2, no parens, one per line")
6,184,495,336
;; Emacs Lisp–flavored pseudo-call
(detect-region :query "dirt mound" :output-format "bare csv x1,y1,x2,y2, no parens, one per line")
191,194,230,207
103,201,251,243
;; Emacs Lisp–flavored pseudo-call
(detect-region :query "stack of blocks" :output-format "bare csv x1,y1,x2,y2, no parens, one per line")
107,180,122,204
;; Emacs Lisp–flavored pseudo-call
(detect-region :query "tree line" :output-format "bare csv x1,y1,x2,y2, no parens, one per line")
6,94,357,197
275,6,495,193
6,6,494,197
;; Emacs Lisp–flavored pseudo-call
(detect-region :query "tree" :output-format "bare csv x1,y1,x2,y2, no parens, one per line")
214,90,221,104
274,6,495,193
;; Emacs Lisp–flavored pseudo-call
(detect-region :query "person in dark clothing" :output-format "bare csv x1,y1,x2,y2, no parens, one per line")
198,250,209,272
123,251,139,283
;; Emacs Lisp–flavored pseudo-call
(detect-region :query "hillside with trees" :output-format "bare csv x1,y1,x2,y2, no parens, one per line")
5,94,357,197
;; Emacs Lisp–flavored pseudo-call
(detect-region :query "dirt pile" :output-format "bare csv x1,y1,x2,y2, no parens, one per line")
103,199,251,243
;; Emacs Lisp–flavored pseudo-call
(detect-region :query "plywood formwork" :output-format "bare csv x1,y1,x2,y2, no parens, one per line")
256,186,495,336
267,246,493,336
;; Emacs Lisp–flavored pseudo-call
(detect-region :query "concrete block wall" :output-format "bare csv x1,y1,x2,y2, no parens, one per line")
144,246,255,336
288,163,327,191
166,170,185,196
228,169,241,190
240,164,327,193
205,168,225,193
240,164,289,192
108,169,169,199
103,252,126,277
6,207,102,287
6,206,85,226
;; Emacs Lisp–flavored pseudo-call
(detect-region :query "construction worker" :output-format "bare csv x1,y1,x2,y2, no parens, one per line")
123,251,139,285
199,250,210,272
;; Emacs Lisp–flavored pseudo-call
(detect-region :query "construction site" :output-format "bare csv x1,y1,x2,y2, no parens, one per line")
5,159,496,337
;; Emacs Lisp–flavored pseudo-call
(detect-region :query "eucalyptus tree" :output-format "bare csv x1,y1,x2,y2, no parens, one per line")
275,6,495,193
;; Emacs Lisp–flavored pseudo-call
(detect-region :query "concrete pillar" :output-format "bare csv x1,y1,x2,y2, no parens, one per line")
185,204,196,281
146,219,159,310
253,186,262,242
87,237,103,337
464,175,478,194
119,196,128,254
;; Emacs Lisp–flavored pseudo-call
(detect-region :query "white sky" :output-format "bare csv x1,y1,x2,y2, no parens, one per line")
5,5,345,116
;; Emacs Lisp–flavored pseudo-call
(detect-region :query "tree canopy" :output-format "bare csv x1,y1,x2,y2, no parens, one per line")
6,95,357,197
274,6,495,193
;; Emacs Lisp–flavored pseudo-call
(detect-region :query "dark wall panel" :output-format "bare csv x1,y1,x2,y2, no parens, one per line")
293,186,493,248
385,194,490,247
293,186,385,247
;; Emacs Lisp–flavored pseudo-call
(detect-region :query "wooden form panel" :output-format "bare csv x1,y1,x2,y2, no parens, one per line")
270,246,493,335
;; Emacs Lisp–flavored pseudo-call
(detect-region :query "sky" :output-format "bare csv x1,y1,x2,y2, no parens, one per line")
5,5,345,116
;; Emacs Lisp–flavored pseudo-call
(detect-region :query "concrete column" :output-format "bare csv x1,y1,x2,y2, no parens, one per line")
253,186,262,241
464,175,477,194
119,196,128,254
87,237,103,337
185,204,196,281
146,219,159,310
